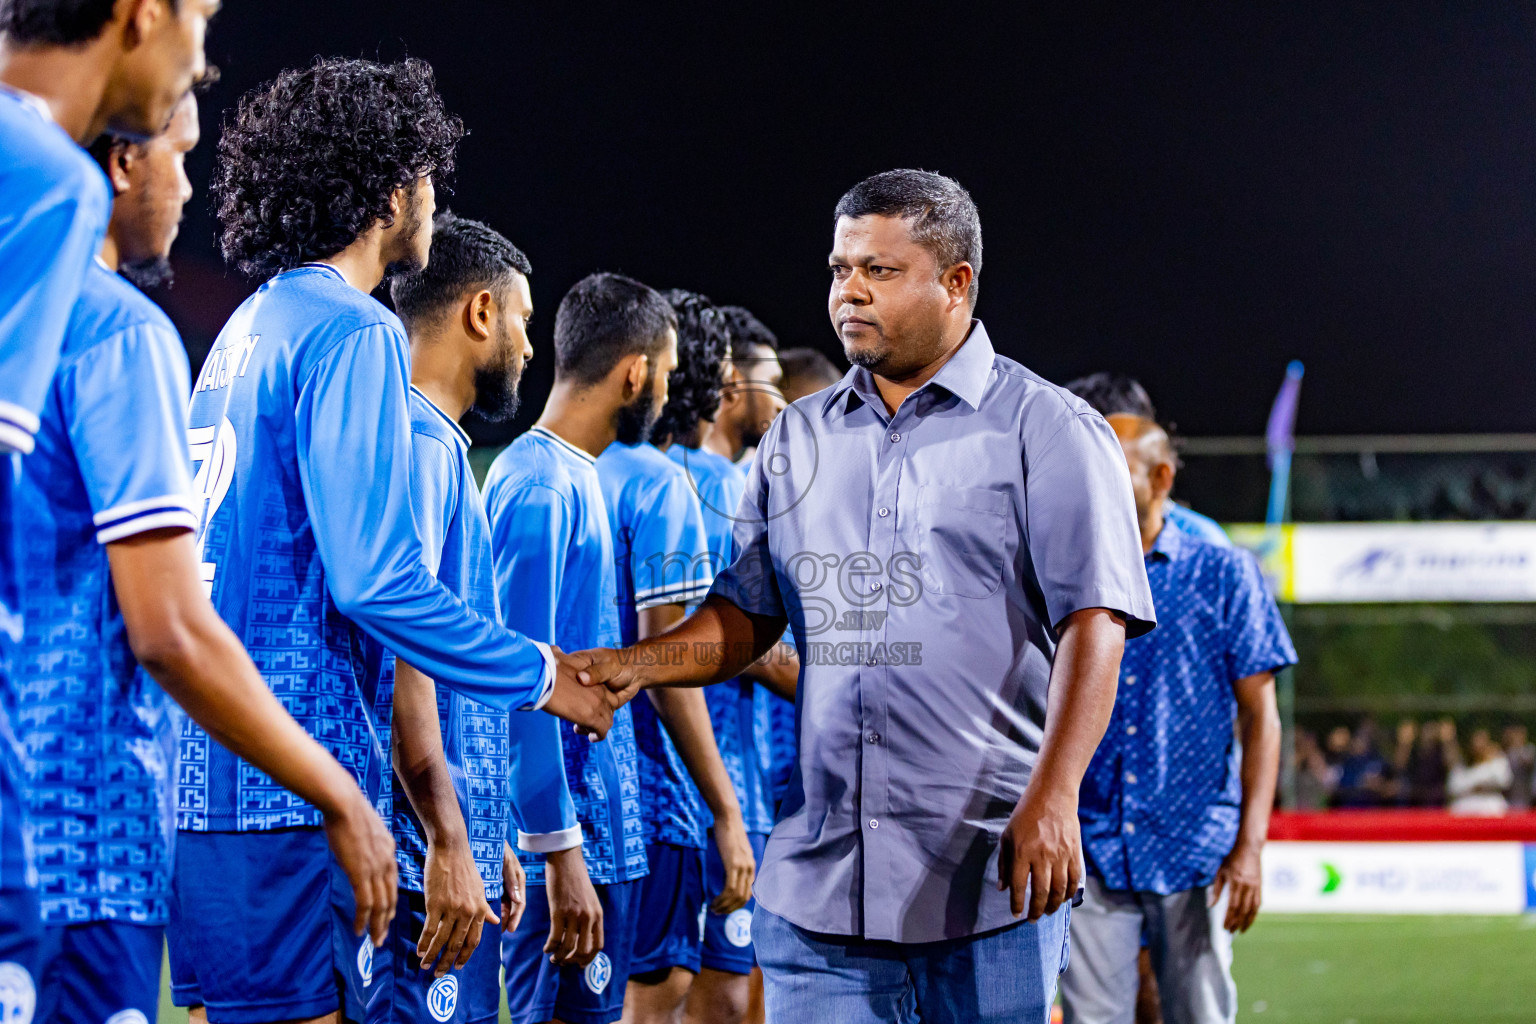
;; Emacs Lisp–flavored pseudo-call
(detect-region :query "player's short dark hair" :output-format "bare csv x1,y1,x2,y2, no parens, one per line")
653,289,731,443
390,211,530,329
717,305,777,354
1064,372,1156,419
779,347,843,397
834,169,982,305
553,273,676,387
0,0,174,45
212,57,464,279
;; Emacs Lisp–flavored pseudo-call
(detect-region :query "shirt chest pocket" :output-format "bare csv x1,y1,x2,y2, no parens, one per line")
915,485,1011,599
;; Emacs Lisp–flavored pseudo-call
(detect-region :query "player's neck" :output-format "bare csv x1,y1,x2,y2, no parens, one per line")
536,381,619,458
699,417,739,460
0,43,119,143
1140,506,1166,554
98,234,121,273
316,230,390,295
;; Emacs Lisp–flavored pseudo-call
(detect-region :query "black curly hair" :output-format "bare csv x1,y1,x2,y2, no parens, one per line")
653,289,731,446
211,57,464,279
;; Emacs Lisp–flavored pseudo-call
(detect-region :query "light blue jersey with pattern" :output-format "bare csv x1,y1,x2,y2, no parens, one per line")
179,265,550,832
484,427,646,886
595,442,714,849
389,389,513,899
14,260,199,923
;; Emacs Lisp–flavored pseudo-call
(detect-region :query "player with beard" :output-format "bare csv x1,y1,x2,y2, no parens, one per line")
592,289,754,1024
171,60,628,1024
376,212,548,1023
710,308,785,462
485,272,681,1024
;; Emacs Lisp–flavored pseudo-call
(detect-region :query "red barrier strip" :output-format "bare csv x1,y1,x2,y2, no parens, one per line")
1269,810,1536,842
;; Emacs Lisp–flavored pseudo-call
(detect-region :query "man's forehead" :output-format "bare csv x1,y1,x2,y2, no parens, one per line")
830,212,920,257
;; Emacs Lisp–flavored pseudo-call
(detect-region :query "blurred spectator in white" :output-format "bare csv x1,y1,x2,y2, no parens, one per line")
1501,725,1534,811
1446,726,1512,816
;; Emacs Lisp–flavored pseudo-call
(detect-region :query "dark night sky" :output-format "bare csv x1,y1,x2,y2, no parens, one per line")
161,3,1536,444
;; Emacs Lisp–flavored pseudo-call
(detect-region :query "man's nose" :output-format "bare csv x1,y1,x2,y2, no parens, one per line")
838,269,871,305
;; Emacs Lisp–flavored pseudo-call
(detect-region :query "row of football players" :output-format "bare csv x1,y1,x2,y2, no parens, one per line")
0,5,841,1024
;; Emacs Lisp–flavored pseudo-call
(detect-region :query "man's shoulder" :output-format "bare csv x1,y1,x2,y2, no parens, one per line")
252,267,404,350
486,433,578,503
63,262,178,359
0,101,109,217
989,353,1099,423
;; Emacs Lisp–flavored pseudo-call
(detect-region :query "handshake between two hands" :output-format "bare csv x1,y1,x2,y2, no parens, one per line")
540,645,647,741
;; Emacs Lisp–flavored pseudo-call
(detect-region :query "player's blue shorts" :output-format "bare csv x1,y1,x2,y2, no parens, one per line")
502,878,639,1024
168,827,390,1023
36,920,162,1024
0,765,45,1007
700,831,768,976
377,888,501,1023
630,842,705,977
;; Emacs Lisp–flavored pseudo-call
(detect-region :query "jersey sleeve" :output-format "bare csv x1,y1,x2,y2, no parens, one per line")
406,429,460,576
631,473,714,610
58,322,199,543
294,324,550,711
485,479,580,848
0,173,110,454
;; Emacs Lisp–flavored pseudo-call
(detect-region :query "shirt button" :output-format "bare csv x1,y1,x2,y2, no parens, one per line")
1124,822,1136,835
890,432,901,443
870,580,883,592
1126,725,1138,735
869,819,880,829
878,507,890,518
867,733,881,744
1125,772,1137,785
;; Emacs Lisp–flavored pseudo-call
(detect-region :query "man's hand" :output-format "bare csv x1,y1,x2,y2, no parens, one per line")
502,842,528,935
544,845,603,968
1211,842,1263,933
322,789,400,947
573,646,644,699
542,646,631,741
418,833,499,976
709,812,756,915
997,789,1083,923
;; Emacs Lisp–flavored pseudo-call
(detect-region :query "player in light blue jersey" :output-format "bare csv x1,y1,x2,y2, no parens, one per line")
169,60,628,1024
588,281,756,1024
370,212,559,1024
487,271,683,1024
13,90,394,1024
0,0,218,982
662,297,801,1024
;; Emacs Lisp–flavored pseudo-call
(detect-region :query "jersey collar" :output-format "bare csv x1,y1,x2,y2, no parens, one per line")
529,425,597,465
409,385,471,451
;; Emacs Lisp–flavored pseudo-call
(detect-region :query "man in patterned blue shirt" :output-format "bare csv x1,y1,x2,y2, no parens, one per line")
484,272,670,1024
592,281,755,1024
170,60,625,1024
378,212,562,1023
1061,415,1294,1024
14,91,394,1024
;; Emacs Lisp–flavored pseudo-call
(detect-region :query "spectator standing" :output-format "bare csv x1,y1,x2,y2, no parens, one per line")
1501,725,1534,811
1403,719,1452,808
1332,723,1389,808
1447,728,1512,816
1292,731,1335,811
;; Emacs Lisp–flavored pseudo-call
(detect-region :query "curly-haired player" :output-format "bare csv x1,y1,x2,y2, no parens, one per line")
169,58,631,1024
652,290,730,448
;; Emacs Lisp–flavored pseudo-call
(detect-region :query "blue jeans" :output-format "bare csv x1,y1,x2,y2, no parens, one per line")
753,906,1071,1024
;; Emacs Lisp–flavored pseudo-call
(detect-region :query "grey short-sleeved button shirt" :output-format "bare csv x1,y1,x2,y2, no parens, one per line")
710,321,1156,943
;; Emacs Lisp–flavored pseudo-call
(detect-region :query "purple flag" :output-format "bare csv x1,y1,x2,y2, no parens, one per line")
1266,360,1305,470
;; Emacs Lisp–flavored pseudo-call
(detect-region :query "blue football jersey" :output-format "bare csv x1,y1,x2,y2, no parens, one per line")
667,445,775,836
595,442,714,849
179,265,550,833
14,259,199,924
483,427,647,886
389,389,513,899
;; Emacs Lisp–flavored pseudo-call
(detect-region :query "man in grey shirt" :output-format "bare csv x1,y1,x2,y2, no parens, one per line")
583,169,1156,1023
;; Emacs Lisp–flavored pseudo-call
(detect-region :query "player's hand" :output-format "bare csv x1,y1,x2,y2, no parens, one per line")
544,845,604,968
998,788,1082,923
573,646,645,701
709,812,756,915
502,841,528,935
323,788,399,947
419,832,499,976
1211,841,1263,933
542,647,623,741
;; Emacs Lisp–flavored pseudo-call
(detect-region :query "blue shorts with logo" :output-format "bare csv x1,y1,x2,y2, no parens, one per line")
168,827,390,1024
701,831,767,976
37,920,162,1024
502,878,639,1024
377,889,501,1023
0,778,43,1014
630,841,706,977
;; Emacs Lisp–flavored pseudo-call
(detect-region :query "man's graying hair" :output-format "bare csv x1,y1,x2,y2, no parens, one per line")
834,169,982,305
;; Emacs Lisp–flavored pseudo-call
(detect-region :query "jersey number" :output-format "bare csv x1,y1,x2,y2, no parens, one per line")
187,418,237,595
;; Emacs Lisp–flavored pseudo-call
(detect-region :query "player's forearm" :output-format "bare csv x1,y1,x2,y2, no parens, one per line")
647,686,744,826
1020,608,1127,809
742,641,798,701
1234,684,1282,852
392,659,469,847
631,595,786,689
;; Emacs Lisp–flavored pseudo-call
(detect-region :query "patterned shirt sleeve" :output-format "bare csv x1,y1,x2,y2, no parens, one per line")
1222,547,1298,681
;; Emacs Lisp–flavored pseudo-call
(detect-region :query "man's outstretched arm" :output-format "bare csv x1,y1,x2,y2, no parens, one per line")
109,528,398,944
581,594,787,693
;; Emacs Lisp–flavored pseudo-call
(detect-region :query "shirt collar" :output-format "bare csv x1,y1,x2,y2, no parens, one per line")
0,85,54,124
410,385,471,451
821,320,995,417
529,425,597,465
1148,522,1183,562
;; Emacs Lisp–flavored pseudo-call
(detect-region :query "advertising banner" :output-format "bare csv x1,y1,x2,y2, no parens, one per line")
1262,841,1530,914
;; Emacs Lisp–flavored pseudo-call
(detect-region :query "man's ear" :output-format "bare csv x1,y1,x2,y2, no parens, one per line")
106,143,135,197
622,352,650,399
122,0,166,50
462,288,494,342
941,262,974,312
1151,461,1177,501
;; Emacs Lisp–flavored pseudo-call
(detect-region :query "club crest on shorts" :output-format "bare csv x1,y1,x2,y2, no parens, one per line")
427,974,459,1022
104,1012,149,1024
584,951,612,994
697,904,708,942
0,962,35,1024
356,937,374,987
725,907,754,948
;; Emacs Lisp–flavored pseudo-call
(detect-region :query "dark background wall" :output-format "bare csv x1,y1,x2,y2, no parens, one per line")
161,3,1536,447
